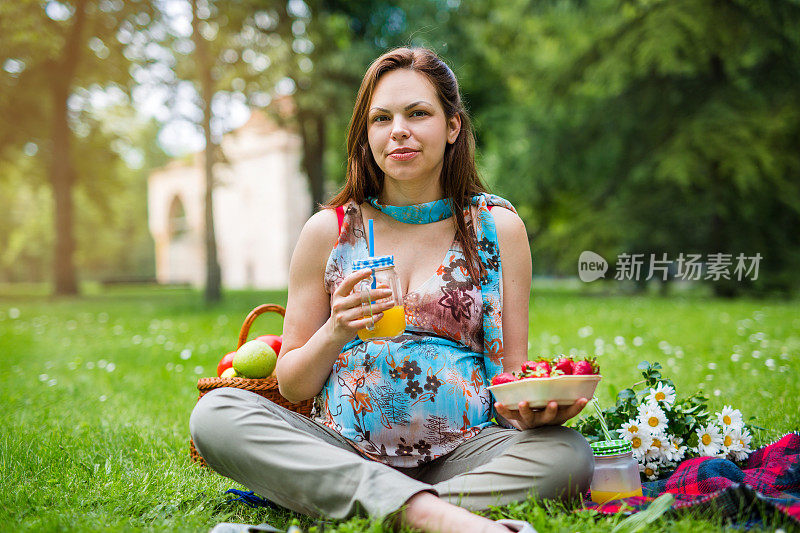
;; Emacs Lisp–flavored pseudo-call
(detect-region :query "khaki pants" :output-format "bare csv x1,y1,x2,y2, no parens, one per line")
190,387,593,520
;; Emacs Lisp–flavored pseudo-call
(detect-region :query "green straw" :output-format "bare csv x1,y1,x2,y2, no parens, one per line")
592,399,614,442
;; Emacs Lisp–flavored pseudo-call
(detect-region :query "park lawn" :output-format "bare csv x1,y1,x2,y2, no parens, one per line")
0,284,797,532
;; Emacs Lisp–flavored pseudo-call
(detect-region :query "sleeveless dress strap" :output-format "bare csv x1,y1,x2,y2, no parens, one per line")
335,205,345,236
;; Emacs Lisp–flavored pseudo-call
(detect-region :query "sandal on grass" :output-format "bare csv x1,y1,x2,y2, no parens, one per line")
496,519,538,533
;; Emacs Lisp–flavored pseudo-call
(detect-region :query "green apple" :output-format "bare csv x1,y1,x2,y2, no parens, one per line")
220,367,238,378
233,340,277,378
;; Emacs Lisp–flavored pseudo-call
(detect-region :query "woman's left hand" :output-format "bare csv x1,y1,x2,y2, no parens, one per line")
494,398,589,430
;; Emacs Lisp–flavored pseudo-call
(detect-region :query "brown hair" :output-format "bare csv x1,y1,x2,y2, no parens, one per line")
326,47,489,283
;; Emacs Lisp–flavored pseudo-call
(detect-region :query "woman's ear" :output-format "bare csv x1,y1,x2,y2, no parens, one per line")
447,113,462,144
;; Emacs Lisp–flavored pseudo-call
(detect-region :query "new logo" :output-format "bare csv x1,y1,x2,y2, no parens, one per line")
578,251,608,282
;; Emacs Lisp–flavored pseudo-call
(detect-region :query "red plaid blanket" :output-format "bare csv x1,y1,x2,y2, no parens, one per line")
582,432,800,527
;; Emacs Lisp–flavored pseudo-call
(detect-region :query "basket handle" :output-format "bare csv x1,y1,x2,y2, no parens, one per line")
237,304,286,349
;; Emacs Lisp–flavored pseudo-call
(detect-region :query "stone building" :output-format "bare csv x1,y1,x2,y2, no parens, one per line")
147,112,311,289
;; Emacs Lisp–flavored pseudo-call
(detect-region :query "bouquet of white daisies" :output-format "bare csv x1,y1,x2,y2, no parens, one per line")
576,361,753,481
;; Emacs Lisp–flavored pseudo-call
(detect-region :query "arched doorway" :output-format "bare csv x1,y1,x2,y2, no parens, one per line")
166,195,193,282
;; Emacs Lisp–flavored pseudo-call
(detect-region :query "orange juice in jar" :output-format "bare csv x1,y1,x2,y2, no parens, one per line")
354,255,406,341
589,440,643,504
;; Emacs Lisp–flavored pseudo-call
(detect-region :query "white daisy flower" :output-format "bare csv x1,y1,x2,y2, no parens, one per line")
638,402,668,434
639,460,660,481
721,426,744,456
728,427,753,461
630,431,654,461
664,435,688,463
737,426,752,448
645,383,676,406
696,423,724,457
716,405,744,431
646,432,672,461
617,418,653,460
617,420,644,439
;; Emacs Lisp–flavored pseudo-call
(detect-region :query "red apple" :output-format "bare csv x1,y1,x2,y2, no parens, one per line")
217,351,236,377
255,334,282,356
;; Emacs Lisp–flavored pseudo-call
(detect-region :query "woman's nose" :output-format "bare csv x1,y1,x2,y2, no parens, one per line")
390,118,410,140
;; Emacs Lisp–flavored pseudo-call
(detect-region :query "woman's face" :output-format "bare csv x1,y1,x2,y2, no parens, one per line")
366,69,460,188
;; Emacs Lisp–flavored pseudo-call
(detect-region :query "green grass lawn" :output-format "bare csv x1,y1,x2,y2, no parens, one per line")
1,284,797,532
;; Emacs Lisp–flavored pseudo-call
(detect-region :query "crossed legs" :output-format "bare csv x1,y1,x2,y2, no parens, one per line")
190,388,593,530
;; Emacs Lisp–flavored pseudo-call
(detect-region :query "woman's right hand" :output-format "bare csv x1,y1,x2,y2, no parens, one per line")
327,269,395,345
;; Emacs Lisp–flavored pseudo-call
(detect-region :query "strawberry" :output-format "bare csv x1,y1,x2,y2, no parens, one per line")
573,357,600,375
520,359,550,378
491,372,518,386
552,356,574,376
521,358,550,374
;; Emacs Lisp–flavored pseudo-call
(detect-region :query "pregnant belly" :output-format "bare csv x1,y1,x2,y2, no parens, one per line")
319,334,493,460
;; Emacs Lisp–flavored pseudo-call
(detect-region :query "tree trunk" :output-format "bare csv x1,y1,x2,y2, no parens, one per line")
298,110,326,213
707,54,737,298
51,83,78,295
50,0,88,296
192,0,221,303
202,114,221,303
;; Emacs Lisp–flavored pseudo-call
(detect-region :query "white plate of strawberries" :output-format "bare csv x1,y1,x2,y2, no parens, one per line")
487,356,602,409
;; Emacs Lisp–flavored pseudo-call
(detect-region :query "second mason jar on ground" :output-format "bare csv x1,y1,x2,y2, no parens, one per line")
589,439,643,504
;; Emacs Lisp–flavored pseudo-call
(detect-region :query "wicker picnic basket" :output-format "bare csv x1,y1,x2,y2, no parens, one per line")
189,303,313,466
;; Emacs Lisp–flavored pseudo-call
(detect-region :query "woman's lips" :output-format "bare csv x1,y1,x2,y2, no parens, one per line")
388,151,419,161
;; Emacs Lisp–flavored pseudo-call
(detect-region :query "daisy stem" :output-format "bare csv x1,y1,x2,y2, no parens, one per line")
592,399,614,441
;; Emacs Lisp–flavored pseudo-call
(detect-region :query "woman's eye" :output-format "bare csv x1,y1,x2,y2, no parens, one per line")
411,110,428,117
372,115,389,123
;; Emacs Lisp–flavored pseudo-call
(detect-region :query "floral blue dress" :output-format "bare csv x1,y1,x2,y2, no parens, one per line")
315,197,512,467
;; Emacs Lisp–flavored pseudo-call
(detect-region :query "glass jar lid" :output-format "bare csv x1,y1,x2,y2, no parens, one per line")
354,255,395,270
591,439,633,456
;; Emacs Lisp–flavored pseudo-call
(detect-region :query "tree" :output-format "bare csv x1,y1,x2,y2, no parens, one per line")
159,0,264,302
0,99,168,284
474,0,800,294
241,0,387,211
165,0,414,220
0,0,159,294
190,0,222,303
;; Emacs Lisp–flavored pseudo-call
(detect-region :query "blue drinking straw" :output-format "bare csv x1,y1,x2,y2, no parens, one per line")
368,219,375,256
368,219,376,289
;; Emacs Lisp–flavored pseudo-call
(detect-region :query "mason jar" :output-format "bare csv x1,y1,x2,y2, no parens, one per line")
353,255,405,341
589,439,643,504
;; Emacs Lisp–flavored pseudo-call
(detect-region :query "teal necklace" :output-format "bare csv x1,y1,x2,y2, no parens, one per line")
367,196,455,224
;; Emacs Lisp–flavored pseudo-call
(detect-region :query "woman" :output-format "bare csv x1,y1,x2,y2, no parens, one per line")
191,48,593,533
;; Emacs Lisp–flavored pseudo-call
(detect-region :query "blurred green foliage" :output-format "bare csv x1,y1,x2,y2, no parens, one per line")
1,0,798,295
468,0,800,296
0,0,162,289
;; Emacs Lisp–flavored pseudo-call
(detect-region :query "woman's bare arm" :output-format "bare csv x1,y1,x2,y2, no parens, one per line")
276,209,342,402
277,208,395,403
491,207,589,428
492,206,532,373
